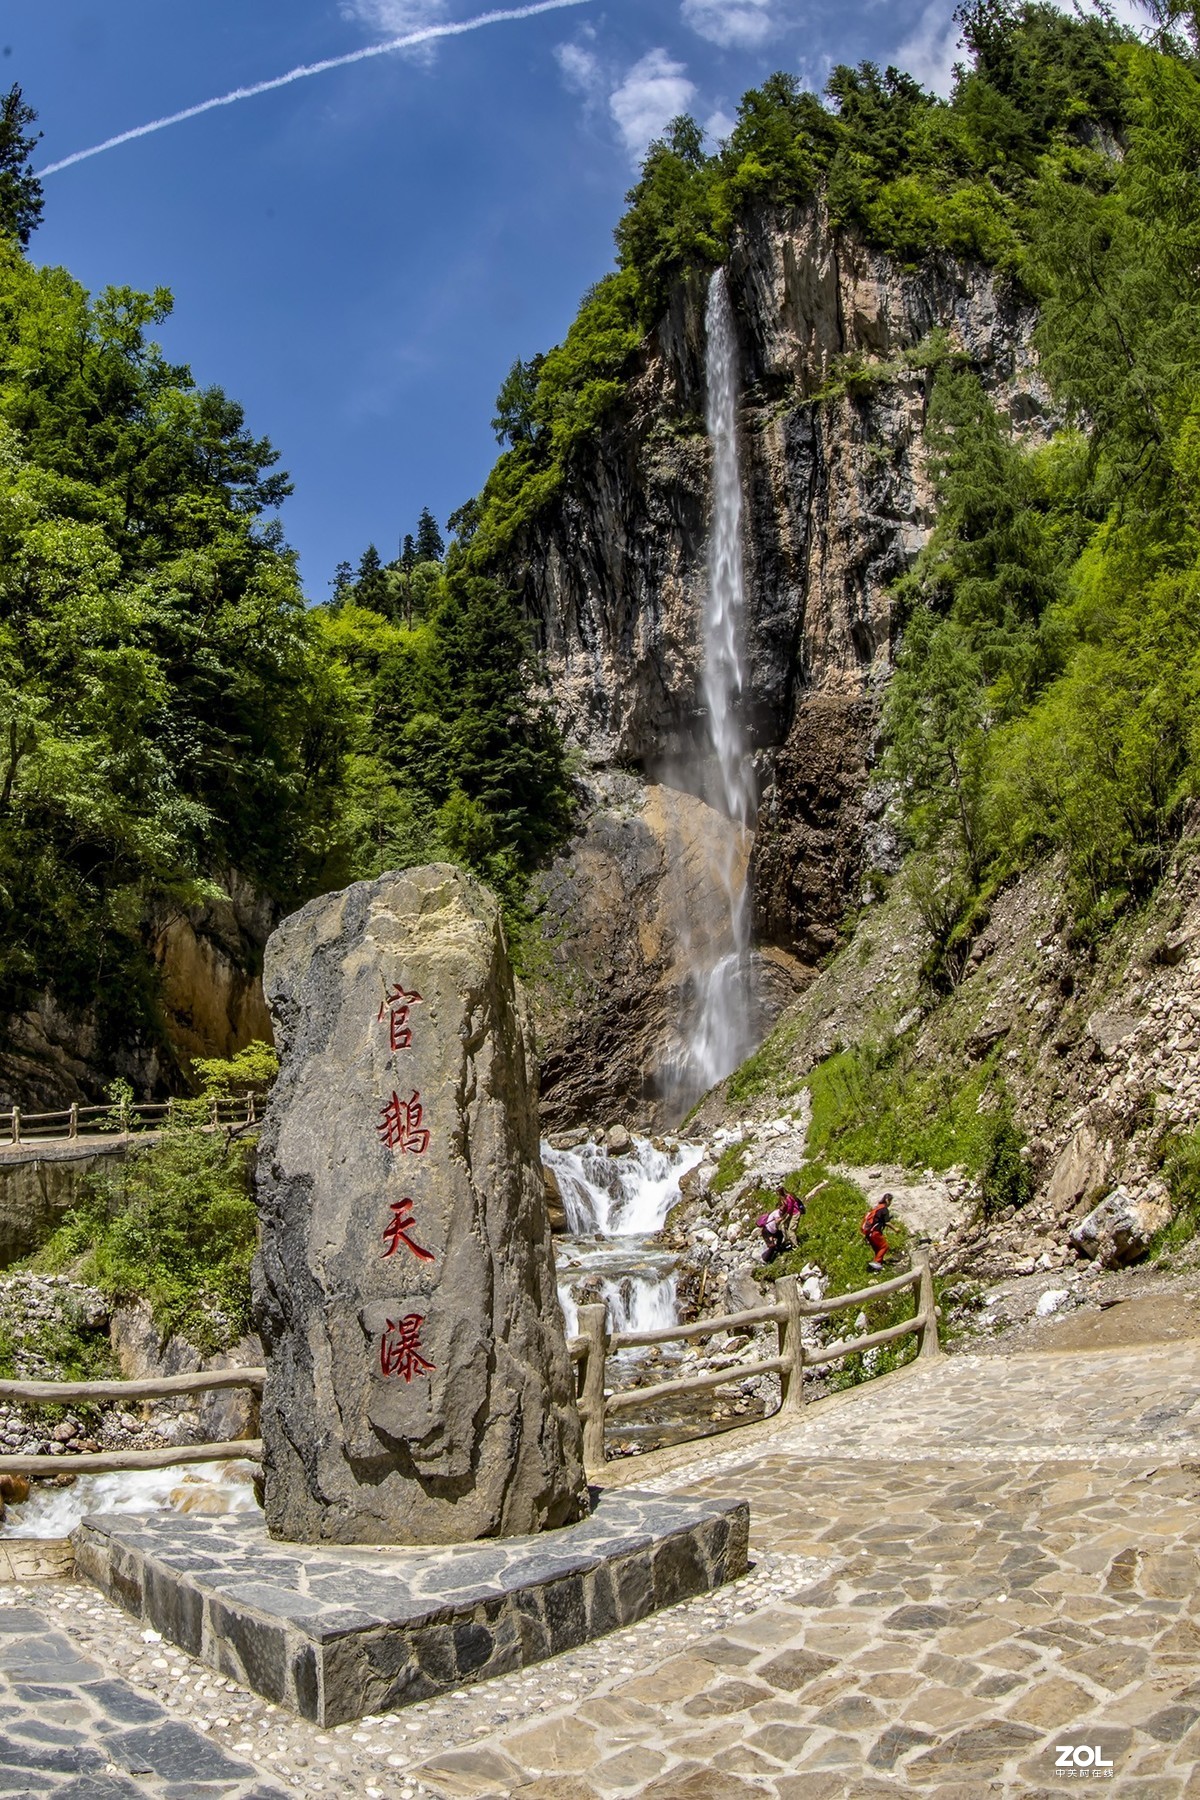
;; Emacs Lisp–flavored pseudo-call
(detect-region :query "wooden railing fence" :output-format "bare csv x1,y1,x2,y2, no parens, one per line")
0,1368,266,1478
5,1095,259,1146
569,1251,939,1470
0,1258,937,1486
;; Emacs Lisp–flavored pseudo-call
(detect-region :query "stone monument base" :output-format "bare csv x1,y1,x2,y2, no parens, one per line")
74,1490,749,1726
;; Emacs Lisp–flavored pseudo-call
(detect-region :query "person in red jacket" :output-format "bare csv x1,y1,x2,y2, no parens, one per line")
862,1193,891,1271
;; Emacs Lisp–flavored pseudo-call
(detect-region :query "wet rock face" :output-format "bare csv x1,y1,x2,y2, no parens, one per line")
511,200,1048,782
532,777,809,1129
512,202,1050,1120
254,864,588,1545
752,694,879,960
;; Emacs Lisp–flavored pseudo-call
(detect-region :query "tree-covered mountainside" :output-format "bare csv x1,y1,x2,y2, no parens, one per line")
466,0,1200,958
467,0,1144,564
0,89,572,1086
8,0,1200,1094
883,4,1200,961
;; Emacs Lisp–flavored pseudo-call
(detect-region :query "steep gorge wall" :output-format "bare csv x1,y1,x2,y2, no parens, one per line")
0,872,275,1110
512,200,1052,1124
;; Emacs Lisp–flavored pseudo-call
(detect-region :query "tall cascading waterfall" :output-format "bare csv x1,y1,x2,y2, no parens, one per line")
662,267,758,1116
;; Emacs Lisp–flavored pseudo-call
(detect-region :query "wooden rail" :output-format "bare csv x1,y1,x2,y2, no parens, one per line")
0,1368,265,1479
573,1251,938,1471
4,1095,260,1146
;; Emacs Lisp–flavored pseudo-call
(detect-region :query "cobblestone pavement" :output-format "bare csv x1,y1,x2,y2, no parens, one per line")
0,1599,286,1797
5,1340,1200,1798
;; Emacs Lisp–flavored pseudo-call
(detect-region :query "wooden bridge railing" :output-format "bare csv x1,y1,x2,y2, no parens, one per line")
4,1095,260,1146
0,1368,266,1477
569,1252,939,1470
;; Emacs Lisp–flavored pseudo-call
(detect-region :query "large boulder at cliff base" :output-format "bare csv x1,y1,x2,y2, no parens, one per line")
253,864,588,1545
1069,1184,1173,1269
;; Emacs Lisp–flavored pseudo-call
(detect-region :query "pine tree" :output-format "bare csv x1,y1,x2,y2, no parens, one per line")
355,544,389,611
0,85,42,247
415,507,445,563
400,533,417,573
331,560,354,605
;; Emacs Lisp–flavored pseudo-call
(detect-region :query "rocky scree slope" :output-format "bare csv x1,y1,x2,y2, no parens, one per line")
514,199,1053,1126
692,828,1200,1295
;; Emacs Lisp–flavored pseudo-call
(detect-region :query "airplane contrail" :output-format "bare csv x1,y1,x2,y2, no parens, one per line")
38,0,592,177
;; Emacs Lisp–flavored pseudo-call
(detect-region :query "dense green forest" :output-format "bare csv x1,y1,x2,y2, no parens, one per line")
0,83,571,1079
6,0,1200,1087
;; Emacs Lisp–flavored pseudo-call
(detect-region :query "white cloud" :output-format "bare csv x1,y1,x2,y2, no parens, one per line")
609,49,697,163
705,106,738,145
555,34,603,98
895,1,961,97
681,0,778,48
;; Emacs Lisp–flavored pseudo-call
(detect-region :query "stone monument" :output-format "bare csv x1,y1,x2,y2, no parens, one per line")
253,864,589,1544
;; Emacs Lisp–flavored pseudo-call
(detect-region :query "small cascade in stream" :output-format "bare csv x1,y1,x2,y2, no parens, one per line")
545,1135,702,1343
660,266,758,1118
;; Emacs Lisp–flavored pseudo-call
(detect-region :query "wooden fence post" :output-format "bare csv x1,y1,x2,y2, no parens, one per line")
775,1275,806,1416
68,1103,78,1140
210,1097,219,1128
9,1106,19,1146
914,1251,940,1361
577,1302,609,1471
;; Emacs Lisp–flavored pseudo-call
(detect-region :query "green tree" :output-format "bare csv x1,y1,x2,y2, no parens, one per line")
492,356,544,447
414,507,444,563
0,85,42,247
354,543,389,610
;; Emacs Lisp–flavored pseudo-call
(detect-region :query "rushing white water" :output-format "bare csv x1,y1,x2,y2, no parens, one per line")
546,1136,702,1237
546,1135,702,1340
3,1460,259,1539
662,267,758,1113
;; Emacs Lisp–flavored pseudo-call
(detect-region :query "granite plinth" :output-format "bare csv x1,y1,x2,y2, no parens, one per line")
74,1488,749,1726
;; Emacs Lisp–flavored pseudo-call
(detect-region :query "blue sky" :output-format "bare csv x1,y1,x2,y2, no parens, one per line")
10,0,1143,599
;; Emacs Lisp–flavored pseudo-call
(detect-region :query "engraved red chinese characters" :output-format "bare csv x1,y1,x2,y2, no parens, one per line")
379,1313,435,1382
377,984,423,1052
377,1090,430,1154
381,1197,434,1263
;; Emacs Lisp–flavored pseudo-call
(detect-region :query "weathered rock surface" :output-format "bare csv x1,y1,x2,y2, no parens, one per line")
0,1141,127,1269
532,776,809,1127
254,863,588,1545
515,201,1050,1119
1070,1185,1173,1269
0,870,275,1110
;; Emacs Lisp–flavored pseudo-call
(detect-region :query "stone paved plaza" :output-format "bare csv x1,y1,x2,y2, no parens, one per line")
4,1336,1200,1797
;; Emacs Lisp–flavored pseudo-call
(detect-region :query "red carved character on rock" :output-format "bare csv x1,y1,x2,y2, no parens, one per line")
377,1090,430,1154
379,1313,435,1382
381,1197,434,1263
377,984,423,1052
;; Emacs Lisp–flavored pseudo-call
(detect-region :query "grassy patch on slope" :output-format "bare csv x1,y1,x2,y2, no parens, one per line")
751,1164,918,1384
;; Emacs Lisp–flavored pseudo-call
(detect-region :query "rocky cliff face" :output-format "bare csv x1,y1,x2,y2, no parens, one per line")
514,200,1052,1124
0,871,276,1110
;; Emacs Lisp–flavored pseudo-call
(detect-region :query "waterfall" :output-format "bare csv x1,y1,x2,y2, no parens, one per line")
546,1135,702,1339
663,267,758,1113
545,1136,702,1237
701,267,756,835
